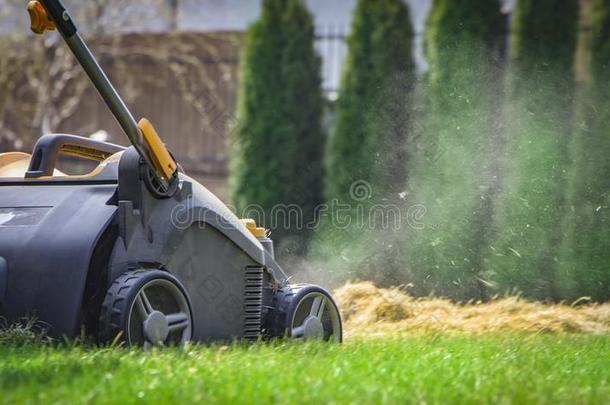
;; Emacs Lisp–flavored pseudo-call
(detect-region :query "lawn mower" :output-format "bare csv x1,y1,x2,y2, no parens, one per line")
0,0,342,346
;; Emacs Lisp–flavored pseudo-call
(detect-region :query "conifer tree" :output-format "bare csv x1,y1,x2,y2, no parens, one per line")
405,0,504,300
230,0,325,251
489,0,579,300
559,0,610,301
314,0,415,286
326,0,415,205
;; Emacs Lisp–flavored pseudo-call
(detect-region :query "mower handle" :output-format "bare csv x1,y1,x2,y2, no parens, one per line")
25,134,125,178
29,0,177,192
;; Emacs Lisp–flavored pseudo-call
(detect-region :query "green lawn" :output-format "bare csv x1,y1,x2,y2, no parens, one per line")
0,335,608,404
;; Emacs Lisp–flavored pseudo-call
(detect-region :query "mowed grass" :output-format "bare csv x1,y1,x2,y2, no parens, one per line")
0,335,608,404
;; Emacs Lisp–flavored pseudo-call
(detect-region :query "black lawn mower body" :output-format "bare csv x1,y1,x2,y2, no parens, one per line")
0,0,342,345
0,146,285,341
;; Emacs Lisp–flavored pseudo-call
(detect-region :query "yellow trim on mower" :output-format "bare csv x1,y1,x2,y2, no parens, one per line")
0,152,35,178
0,151,124,180
240,219,268,238
0,152,66,178
59,144,118,162
138,118,177,181
34,152,122,180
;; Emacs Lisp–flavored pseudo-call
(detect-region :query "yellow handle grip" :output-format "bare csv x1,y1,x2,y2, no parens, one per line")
27,1,56,35
138,118,178,180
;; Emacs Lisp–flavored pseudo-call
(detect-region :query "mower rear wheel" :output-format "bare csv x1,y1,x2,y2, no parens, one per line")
99,270,193,348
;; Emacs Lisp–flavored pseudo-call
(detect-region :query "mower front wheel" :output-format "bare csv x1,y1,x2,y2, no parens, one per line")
98,270,193,348
270,284,342,342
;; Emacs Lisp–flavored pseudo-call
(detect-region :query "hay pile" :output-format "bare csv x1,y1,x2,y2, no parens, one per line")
334,282,610,338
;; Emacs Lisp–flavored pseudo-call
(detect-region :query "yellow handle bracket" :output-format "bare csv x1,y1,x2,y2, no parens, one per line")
27,1,56,35
240,219,268,238
138,118,178,180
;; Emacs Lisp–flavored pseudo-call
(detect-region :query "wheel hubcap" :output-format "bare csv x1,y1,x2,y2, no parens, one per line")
143,311,169,344
290,292,341,342
303,316,324,339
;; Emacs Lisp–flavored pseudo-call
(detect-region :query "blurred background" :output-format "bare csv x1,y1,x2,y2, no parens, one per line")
0,0,440,196
1,0,607,303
